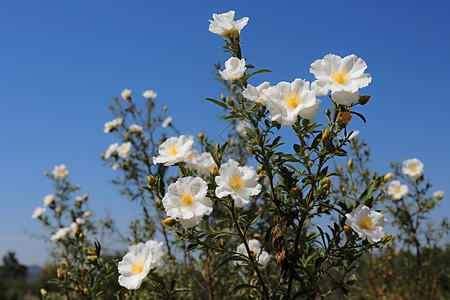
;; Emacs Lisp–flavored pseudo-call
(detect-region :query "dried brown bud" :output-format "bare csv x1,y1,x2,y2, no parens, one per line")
161,217,176,226
272,226,289,273
338,111,352,126
343,225,352,236
210,165,218,176
358,95,371,105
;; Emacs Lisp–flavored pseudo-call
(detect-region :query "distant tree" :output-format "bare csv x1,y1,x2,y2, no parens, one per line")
0,252,29,300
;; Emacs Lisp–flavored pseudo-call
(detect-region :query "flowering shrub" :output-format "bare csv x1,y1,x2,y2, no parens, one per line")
33,9,450,300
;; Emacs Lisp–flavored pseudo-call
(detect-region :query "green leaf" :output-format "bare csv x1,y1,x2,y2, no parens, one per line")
205,97,229,110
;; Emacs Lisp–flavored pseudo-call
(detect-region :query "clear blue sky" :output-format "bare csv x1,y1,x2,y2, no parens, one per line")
1,1,449,266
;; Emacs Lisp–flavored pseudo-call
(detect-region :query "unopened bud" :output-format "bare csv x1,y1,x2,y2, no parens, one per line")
338,111,352,126
229,138,235,146
321,177,332,191
343,225,352,236
384,172,395,181
40,288,48,297
148,175,156,186
74,228,83,239
325,108,331,118
137,108,142,114
43,171,48,176
358,95,371,105
226,97,235,107
322,128,329,140
161,217,176,226
88,247,97,256
163,106,168,111
57,269,64,279
146,137,150,142
247,146,255,155
383,234,393,243
100,153,105,159
155,198,161,206
257,165,264,173
221,94,226,101
55,208,61,214
210,165,218,176
348,158,354,170
257,174,265,181
197,132,204,143
83,193,88,201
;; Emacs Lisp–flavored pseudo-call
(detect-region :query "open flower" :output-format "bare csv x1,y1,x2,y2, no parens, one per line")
345,204,386,244
387,180,408,200
402,158,424,179
145,240,165,269
242,82,271,105
236,239,270,265
142,90,157,100
162,177,213,228
128,124,143,134
433,190,444,200
43,194,55,206
310,54,371,94
265,79,321,126
215,159,261,207
162,116,172,128
51,227,70,241
31,207,46,218
103,118,124,133
52,164,68,180
104,142,119,159
118,242,154,290
153,135,194,166
219,57,246,81
121,88,132,100
330,90,360,105
117,142,132,158
195,152,217,176
208,10,249,37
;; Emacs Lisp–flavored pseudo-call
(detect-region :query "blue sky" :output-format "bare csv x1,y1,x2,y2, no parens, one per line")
1,1,449,266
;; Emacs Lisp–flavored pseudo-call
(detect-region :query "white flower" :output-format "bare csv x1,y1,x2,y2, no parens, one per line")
84,210,92,217
348,130,360,140
51,227,70,241
104,142,119,159
153,135,194,166
103,118,124,133
236,120,250,137
345,204,386,244
75,196,84,202
219,57,246,81
195,152,217,176
52,164,69,180
118,242,154,289
184,149,200,169
402,158,424,179
162,177,213,228
208,10,249,37
330,90,360,105
117,142,132,158
43,194,55,206
242,82,271,105
162,116,172,128
31,207,46,219
433,190,444,200
112,163,120,170
265,79,321,126
145,240,165,269
236,239,270,265
70,222,78,232
387,180,408,200
76,218,86,225
215,159,261,207
128,124,143,134
121,88,132,100
310,54,372,94
142,90,157,100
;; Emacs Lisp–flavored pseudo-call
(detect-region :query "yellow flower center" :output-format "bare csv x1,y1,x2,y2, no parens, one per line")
229,175,246,190
58,170,65,175
360,216,375,231
131,260,144,275
410,166,417,173
331,68,350,84
180,191,194,206
167,144,178,156
395,188,401,194
284,91,302,109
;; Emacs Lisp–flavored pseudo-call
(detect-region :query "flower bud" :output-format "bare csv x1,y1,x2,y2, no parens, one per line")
338,111,352,126
148,175,156,186
161,217,176,226
221,94,226,101
348,158,354,171
55,207,61,214
322,128,329,141
247,146,255,155
57,269,64,279
226,97,235,107
358,95,371,105
137,108,142,114
383,234,393,243
163,106,168,111
321,177,332,191
83,193,88,201
197,132,204,143
100,153,105,159
290,187,302,199
325,108,331,118
210,165,219,176
343,225,352,236
257,165,264,173
257,174,265,181
43,171,48,176
146,137,150,142
229,138,235,146
60,260,68,270
40,288,48,297
384,172,395,181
